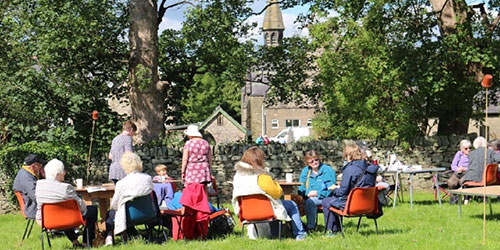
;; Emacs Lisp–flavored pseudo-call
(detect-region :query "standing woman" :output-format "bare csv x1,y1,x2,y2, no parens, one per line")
181,125,212,186
298,150,336,231
108,121,137,183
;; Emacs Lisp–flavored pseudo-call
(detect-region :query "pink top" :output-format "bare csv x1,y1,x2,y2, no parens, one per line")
183,139,211,184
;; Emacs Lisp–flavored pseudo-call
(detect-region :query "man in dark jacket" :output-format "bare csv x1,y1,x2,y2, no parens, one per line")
321,143,378,236
13,154,45,220
463,136,500,184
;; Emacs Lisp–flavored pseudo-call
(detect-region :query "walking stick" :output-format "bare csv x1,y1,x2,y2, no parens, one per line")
481,74,492,245
86,110,99,186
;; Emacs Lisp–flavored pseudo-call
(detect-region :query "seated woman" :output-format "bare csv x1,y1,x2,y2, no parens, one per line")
298,150,336,231
232,147,307,240
35,159,97,248
104,152,153,246
447,139,471,191
321,142,378,237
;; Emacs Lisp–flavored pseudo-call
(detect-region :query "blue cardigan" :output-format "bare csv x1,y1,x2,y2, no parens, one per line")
298,163,337,199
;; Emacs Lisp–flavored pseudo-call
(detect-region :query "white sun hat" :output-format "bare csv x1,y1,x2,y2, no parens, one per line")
184,124,202,137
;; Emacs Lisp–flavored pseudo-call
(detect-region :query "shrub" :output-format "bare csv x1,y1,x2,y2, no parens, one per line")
0,141,86,204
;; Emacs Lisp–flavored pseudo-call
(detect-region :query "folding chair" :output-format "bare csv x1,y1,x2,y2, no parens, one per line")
15,191,35,242
40,200,89,250
125,192,168,243
238,194,282,240
433,170,452,201
325,187,379,238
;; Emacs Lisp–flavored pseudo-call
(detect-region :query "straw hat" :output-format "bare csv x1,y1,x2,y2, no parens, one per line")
185,124,202,137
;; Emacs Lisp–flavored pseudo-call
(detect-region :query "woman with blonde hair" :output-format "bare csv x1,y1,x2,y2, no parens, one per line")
321,142,378,237
104,152,153,246
232,147,307,240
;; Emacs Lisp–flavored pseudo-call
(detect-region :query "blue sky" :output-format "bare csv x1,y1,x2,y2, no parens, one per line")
158,0,310,45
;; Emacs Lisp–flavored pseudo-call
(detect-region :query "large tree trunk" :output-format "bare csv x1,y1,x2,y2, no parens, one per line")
129,0,165,143
430,0,481,135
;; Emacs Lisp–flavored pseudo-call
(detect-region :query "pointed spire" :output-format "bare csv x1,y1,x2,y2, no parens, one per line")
262,0,284,46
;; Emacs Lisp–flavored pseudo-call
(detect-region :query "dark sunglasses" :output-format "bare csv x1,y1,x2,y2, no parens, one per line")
308,159,320,164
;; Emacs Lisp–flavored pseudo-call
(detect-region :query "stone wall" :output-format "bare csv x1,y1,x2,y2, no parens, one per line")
1,134,475,214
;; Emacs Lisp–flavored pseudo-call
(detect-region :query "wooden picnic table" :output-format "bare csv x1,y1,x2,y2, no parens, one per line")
448,185,500,217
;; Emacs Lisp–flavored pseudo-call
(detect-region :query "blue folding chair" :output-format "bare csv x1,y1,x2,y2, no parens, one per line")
125,192,168,243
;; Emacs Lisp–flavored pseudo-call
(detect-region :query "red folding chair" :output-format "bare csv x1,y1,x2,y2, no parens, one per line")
40,200,88,250
325,187,379,238
15,191,35,242
238,194,282,240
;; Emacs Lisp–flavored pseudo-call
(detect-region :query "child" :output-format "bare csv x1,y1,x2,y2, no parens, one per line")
153,164,172,183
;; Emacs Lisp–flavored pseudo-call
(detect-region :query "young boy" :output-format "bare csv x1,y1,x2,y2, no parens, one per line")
152,164,172,183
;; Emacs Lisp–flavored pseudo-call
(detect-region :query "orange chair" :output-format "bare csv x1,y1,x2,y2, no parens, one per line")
463,163,498,187
41,200,88,250
325,187,379,238
15,192,35,242
237,194,282,240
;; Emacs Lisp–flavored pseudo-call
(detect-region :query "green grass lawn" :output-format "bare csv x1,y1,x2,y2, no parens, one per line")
3,191,500,249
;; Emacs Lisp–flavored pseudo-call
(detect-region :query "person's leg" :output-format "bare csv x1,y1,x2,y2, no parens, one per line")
447,173,460,189
304,197,322,230
105,210,116,237
82,205,98,245
281,200,307,239
322,197,334,231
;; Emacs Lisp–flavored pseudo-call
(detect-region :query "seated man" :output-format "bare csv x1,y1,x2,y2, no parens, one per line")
35,159,97,248
13,154,46,220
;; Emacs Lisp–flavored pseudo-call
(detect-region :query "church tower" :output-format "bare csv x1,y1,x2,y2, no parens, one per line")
262,0,285,46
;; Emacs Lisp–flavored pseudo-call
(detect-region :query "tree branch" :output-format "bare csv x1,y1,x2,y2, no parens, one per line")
491,15,499,31
158,1,195,25
471,3,490,28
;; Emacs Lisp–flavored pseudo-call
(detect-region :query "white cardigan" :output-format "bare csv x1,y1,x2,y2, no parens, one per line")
111,172,153,235
231,162,290,221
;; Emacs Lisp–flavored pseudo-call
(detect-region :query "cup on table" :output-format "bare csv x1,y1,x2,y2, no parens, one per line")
75,178,83,189
285,173,293,183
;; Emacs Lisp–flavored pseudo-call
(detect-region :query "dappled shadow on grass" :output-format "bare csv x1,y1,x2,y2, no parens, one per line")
341,221,408,236
470,213,500,221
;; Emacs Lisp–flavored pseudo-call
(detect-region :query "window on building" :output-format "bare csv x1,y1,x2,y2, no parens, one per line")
271,119,279,129
307,119,312,128
217,116,223,126
285,119,300,128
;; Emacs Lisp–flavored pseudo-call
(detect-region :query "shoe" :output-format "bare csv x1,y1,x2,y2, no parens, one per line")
296,234,307,241
72,242,86,249
105,235,113,246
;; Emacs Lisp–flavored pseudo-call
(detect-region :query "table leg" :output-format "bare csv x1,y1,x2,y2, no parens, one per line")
409,174,413,209
281,186,294,200
98,198,110,221
458,194,462,218
81,193,92,206
435,173,442,205
393,171,399,209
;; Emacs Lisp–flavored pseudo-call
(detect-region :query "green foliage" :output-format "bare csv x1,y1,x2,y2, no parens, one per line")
0,141,86,203
265,0,500,140
0,0,129,152
159,0,255,124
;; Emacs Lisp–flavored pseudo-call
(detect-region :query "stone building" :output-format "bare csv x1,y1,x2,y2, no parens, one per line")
165,106,248,145
200,106,248,144
241,0,317,141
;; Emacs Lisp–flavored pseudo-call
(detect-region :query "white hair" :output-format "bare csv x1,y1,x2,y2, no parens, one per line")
473,136,487,149
44,159,65,180
459,139,471,150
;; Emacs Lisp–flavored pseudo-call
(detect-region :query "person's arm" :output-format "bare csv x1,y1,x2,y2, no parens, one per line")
110,182,122,210
318,167,336,199
124,136,134,152
208,146,213,168
66,185,87,215
181,146,189,181
492,150,500,163
298,167,307,197
25,177,37,203
257,174,283,199
333,171,352,197
108,152,113,160
450,151,460,172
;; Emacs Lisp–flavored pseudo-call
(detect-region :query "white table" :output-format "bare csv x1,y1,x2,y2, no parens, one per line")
387,168,446,209
448,186,500,217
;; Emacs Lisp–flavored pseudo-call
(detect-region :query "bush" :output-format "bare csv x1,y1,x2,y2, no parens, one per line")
0,141,86,204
